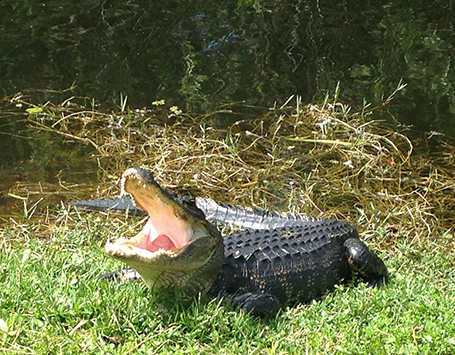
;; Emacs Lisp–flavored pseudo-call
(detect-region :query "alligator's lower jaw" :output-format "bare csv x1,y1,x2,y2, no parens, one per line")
105,236,178,261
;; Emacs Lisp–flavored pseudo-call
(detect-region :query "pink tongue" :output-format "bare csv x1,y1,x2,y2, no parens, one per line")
137,234,176,252
150,235,176,251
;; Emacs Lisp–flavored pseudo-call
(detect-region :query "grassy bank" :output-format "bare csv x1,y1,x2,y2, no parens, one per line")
1,89,455,354
1,212,454,354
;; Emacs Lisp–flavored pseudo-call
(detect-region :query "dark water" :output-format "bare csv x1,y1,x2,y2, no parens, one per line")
0,0,454,214
1,0,454,128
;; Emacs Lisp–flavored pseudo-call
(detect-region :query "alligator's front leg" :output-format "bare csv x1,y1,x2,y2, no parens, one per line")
99,267,141,281
224,292,281,318
344,238,389,287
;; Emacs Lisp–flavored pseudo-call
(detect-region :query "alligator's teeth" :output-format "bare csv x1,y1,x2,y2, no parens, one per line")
113,237,126,246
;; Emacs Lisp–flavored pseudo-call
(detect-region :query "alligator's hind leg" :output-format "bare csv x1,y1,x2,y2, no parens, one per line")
344,238,389,287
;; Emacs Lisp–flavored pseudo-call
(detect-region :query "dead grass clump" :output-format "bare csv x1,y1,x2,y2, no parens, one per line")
23,96,455,251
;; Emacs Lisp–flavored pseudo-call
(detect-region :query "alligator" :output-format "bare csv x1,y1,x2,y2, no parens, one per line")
74,167,389,317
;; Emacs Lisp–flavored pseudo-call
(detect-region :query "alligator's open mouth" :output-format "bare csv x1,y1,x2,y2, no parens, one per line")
105,167,196,261
104,167,223,292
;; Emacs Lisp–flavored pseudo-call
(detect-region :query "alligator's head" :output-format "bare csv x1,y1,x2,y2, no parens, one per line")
105,167,224,295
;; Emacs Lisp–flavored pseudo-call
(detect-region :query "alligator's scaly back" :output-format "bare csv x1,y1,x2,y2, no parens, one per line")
195,197,324,229
210,218,388,316
212,221,354,312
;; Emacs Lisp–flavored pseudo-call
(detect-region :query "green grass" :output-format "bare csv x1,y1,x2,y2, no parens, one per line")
1,210,454,355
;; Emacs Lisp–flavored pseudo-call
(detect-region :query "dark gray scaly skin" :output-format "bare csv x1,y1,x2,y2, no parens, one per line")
211,220,388,316
73,168,389,317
